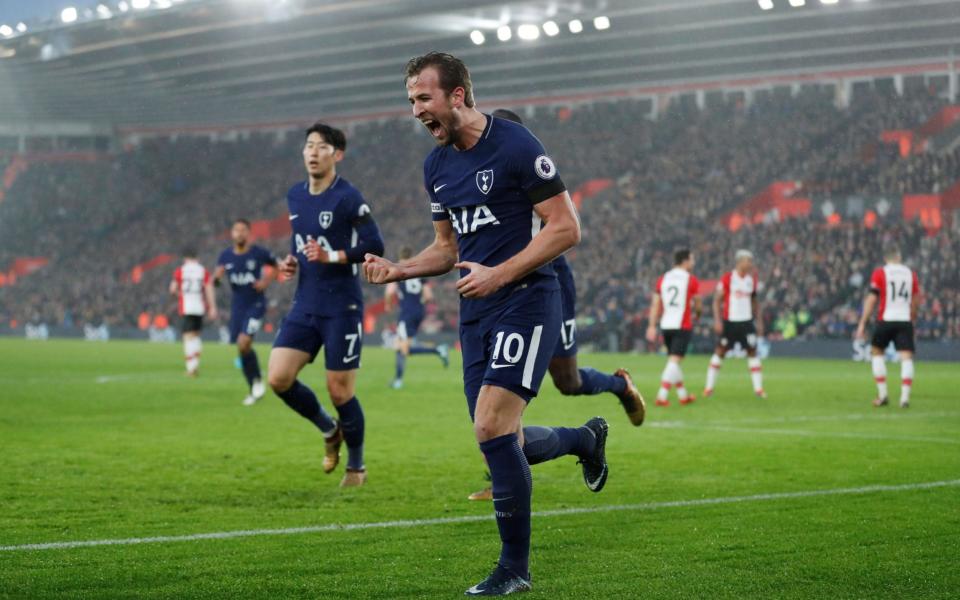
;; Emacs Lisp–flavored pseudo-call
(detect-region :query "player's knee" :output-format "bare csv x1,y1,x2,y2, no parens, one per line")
268,369,294,394
553,372,581,396
237,338,252,354
326,379,354,405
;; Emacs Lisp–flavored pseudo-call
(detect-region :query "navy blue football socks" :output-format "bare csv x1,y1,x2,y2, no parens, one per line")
480,433,532,578
277,380,336,433
522,425,596,465
240,350,260,387
577,367,627,396
395,352,406,380
336,397,365,470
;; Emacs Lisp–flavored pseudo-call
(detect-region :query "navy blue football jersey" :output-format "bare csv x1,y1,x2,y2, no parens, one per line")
217,245,276,308
397,278,426,321
424,115,567,323
286,176,382,317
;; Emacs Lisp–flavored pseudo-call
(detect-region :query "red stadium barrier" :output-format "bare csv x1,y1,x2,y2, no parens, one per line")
125,254,176,283
916,106,960,138
0,256,49,287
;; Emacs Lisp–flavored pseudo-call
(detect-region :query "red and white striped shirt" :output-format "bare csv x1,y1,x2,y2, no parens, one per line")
717,270,757,322
655,268,699,330
870,263,919,323
173,260,210,316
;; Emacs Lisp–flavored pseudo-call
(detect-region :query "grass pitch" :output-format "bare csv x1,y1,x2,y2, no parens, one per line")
0,338,958,599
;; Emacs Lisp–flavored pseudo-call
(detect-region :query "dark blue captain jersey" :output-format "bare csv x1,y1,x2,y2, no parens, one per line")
217,245,276,307
397,278,426,320
425,115,567,323
286,176,383,317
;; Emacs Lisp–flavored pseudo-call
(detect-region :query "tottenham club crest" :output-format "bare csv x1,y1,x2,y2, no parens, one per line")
319,211,333,229
246,259,256,271
476,169,494,195
534,155,556,180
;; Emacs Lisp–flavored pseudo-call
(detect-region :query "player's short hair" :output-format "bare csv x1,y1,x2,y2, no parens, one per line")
399,246,413,260
404,52,475,108
182,247,197,258
492,108,523,124
233,218,251,228
735,249,754,262
884,246,901,261
304,122,347,152
674,248,692,265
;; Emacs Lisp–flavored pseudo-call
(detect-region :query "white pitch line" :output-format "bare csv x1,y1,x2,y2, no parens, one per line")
2,479,958,553
666,423,960,445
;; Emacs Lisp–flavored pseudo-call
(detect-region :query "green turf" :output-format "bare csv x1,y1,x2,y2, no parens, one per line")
0,338,957,599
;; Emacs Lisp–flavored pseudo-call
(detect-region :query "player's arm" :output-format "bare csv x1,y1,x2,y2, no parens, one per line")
364,220,458,284
422,283,434,304
645,292,662,343
712,286,723,335
384,282,398,310
168,279,179,296
856,270,883,339
456,192,580,299
203,275,218,320
212,265,225,287
692,295,703,322
753,295,764,337
911,272,921,322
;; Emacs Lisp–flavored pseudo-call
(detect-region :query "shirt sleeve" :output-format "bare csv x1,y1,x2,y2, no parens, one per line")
869,268,884,294
689,276,700,295
173,267,182,284
508,126,567,204
344,191,385,263
216,250,227,267
424,158,449,222
654,275,663,295
203,269,211,285
911,271,920,296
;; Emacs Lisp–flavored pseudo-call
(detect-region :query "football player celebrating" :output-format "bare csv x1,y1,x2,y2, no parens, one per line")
704,249,766,399
855,246,920,408
213,218,278,406
364,53,609,595
268,123,385,488
646,249,701,406
466,108,645,502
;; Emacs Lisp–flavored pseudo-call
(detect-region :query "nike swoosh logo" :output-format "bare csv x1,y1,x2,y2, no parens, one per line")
289,214,299,220
433,183,447,193
343,355,359,363
493,496,514,502
490,363,515,369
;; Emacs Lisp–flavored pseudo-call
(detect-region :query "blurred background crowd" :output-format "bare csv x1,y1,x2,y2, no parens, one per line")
1,85,958,349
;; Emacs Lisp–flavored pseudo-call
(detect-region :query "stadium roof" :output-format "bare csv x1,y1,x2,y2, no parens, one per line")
0,0,957,129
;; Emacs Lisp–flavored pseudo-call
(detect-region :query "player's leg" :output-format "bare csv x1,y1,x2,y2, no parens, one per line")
672,356,693,403
182,317,202,376
323,316,366,487
268,318,341,469
404,316,448,365
472,385,533,591
392,322,409,389
896,324,915,408
745,324,766,398
704,331,728,397
548,327,644,425
655,331,675,406
898,351,914,408
869,324,892,407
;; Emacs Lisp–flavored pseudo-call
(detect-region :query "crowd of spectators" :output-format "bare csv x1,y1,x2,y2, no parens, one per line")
1,85,958,348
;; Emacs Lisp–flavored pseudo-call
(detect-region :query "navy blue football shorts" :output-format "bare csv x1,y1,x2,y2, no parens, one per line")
460,286,562,421
228,301,266,344
396,313,424,341
273,311,364,370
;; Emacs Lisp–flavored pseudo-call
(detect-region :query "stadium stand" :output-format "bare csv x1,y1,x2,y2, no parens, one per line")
1,87,958,346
